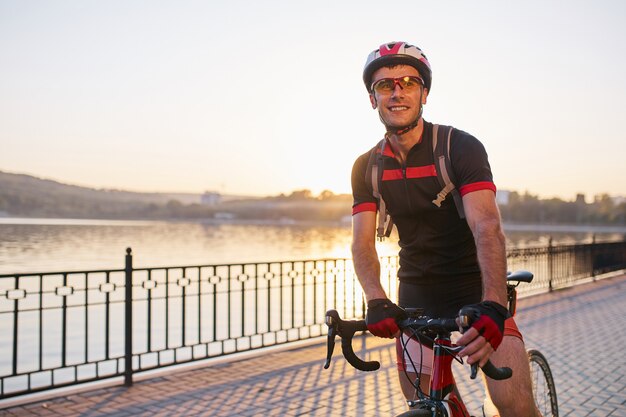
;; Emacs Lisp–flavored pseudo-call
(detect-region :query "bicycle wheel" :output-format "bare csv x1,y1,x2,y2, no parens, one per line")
528,349,558,417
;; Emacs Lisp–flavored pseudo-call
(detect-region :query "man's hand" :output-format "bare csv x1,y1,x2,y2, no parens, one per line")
365,299,407,338
457,301,509,366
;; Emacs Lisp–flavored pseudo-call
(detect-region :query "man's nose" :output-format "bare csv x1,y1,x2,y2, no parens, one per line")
390,83,404,97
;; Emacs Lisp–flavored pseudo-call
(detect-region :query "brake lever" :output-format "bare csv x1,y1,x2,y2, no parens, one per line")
323,311,338,369
457,308,481,379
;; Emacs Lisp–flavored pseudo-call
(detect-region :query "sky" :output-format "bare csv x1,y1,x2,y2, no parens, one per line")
1,0,625,201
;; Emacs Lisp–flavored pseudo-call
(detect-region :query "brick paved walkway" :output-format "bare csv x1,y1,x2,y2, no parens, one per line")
1,274,625,417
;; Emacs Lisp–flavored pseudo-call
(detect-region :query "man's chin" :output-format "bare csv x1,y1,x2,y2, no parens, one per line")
384,122,410,130
383,115,413,126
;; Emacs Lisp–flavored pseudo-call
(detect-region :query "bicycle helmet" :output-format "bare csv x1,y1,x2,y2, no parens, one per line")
363,42,432,92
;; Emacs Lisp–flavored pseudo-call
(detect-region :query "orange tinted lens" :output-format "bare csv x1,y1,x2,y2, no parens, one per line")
399,76,422,88
372,79,395,92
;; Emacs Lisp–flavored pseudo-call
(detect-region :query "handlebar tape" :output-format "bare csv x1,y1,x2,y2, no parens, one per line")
340,319,380,372
481,361,512,380
325,310,380,372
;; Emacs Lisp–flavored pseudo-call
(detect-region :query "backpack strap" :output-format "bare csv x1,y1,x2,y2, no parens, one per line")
431,124,466,218
366,139,394,240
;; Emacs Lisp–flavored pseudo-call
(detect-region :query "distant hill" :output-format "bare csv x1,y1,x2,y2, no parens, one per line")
0,170,351,222
2,170,623,226
0,171,242,219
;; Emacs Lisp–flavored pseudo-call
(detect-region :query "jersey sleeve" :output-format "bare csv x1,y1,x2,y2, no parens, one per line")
450,129,496,197
351,150,378,215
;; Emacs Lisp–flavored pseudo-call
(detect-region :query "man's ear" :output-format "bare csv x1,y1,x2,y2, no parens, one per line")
422,89,429,105
370,94,377,109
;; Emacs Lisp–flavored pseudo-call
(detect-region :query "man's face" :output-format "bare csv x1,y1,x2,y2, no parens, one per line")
369,65,428,129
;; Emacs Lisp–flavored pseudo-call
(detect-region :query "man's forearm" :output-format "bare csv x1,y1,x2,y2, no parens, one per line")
474,219,508,306
351,242,387,301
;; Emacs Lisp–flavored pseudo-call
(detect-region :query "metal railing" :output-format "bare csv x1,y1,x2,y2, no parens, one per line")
1,240,624,399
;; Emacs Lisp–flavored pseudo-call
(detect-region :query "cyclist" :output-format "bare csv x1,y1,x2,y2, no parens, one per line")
351,41,541,416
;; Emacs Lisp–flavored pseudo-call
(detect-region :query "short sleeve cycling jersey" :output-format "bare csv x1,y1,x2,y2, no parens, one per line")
351,121,496,281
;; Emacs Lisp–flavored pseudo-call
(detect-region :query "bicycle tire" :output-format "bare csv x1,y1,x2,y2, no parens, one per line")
528,349,558,417
395,410,431,417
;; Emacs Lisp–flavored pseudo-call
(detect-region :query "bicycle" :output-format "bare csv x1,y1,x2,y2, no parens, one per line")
323,270,558,417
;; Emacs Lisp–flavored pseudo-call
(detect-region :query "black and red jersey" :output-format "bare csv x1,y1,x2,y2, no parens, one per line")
351,121,496,281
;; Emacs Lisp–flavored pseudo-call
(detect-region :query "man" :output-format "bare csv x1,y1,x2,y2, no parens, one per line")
351,41,541,416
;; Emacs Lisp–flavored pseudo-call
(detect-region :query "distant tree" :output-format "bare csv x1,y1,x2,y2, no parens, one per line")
318,190,335,200
616,202,626,225
590,194,614,223
288,189,313,200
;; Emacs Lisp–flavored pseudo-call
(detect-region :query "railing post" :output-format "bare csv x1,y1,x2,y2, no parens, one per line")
548,237,554,292
124,247,133,386
591,234,597,280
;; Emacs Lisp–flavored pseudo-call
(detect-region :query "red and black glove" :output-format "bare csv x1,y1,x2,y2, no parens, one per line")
460,301,510,351
366,299,407,338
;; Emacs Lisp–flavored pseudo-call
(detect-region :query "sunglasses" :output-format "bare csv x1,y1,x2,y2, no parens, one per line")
371,76,424,93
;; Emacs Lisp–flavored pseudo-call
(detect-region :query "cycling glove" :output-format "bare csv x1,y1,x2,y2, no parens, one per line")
366,298,407,338
461,301,510,350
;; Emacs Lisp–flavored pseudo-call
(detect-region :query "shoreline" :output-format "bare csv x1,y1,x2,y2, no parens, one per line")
1,216,626,234
502,222,626,234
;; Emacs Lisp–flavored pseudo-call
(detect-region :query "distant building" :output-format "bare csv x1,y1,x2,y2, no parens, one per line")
201,191,221,206
496,190,511,206
612,195,626,205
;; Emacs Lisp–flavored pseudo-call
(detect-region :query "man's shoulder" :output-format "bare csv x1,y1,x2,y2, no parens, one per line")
444,125,481,144
353,141,382,165
351,144,378,178
442,125,486,154
423,121,481,147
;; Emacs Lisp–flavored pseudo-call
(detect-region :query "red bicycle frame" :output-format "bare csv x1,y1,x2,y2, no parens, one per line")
426,335,470,416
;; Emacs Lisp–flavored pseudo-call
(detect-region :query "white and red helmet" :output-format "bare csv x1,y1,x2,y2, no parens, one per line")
363,41,432,92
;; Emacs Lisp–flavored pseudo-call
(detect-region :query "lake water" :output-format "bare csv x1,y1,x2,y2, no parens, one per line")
1,218,625,274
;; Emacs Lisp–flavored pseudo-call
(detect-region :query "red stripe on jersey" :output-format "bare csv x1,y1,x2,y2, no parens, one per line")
382,169,403,181
352,202,377,215
382,165,437,181
458,181,496,197
407,165,437,179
